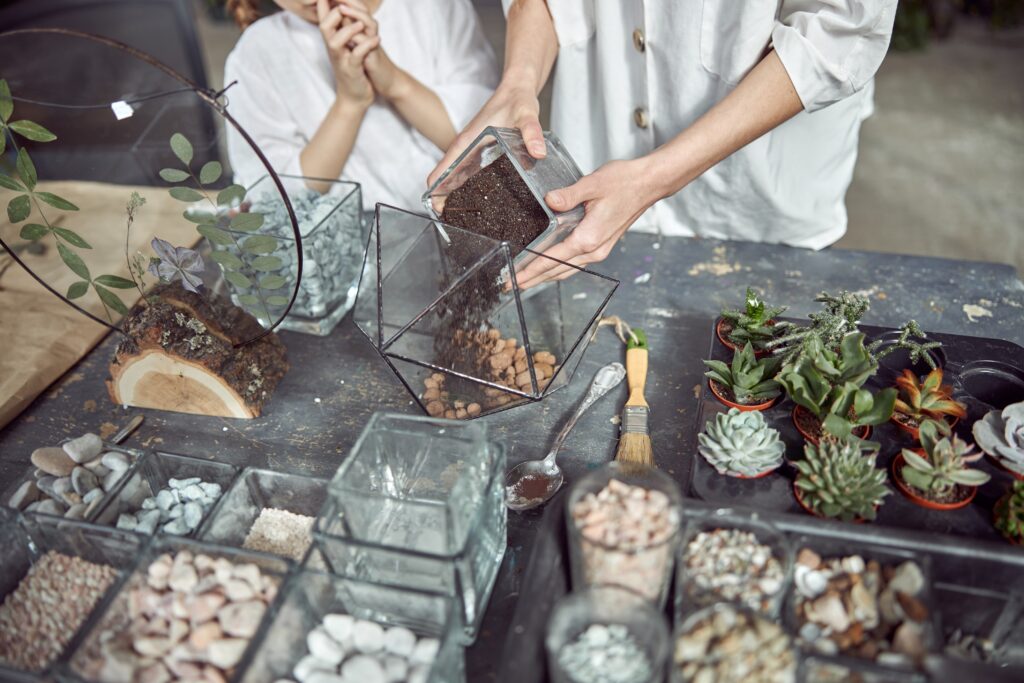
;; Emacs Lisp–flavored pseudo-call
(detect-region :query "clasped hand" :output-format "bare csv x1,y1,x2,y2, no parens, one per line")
316,0,402,108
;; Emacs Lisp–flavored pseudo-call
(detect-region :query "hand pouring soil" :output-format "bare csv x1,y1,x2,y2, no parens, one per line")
505,362,626,511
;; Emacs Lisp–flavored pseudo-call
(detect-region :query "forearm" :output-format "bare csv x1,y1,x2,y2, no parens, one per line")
500,0,558,96
387,70,457,151
299,100,368,193
644,50,804,199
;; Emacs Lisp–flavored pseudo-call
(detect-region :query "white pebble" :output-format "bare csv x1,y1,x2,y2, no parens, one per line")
383,626,416,658
292,654,336,682
102,469,126,491
116,513,138,530
180,483,206,501
169,477,201,489
340,655,385,683
307,627,345,665
63,433,103,463
155,489,176,511
407,665,430,683
352,620,385,654
305,672,345,683
200,482,222,498
162,517,190,535
323,613,354,644
410,638,439,666
101,451,130,472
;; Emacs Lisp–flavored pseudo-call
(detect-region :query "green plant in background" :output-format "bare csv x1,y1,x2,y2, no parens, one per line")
704,343,782,404
720,287,792,349
777,332,897,446
160,132,287,319
995,481,1024,545
973,401,1024,476
698,407,786,477
0,79,136,320
794,438,890,522
900,419,990,497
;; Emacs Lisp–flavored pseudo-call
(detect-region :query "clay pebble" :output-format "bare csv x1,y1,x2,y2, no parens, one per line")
674,604,796,683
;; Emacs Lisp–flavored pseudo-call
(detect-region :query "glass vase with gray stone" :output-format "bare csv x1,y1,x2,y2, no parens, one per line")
208,174,365,336
314,412,506,644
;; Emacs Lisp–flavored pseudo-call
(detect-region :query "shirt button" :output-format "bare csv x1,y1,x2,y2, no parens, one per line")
633,107,649,130
632,28,645,53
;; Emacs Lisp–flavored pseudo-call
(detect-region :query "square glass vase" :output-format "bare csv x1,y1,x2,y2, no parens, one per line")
208,173,365,336
0,509,144,683
236,570,464,683
353,203,618,419
91,450,240,537
313,413,507,644
199,467,328,562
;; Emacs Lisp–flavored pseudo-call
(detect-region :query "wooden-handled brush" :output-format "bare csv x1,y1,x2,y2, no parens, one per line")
615,327,654,466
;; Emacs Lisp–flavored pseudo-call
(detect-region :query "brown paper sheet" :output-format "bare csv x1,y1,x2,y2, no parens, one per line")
0,180,198,429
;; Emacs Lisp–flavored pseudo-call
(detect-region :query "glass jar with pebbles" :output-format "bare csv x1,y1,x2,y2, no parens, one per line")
236,570,463,683
676,509,792,619
200,468,327,562
672,603,797,683
545,586,670,683
207,174,364,336
785,539,936,670
352,204,617,420
566,462,684,606
0,510,143,679
314,413,506,643
3,433,138,522
68,536,288,682
91,451,239,537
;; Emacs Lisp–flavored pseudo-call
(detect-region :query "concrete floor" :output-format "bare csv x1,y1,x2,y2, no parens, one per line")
195,3,1024,276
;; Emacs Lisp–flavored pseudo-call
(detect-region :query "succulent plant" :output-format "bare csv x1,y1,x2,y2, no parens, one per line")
777,333,896,444
698,408,786,477
720,287,791,349
704,343,782,404
893,368,966,425
995,481,1024,545
973,401,1024,476
900,419,990,498
793,438,890,522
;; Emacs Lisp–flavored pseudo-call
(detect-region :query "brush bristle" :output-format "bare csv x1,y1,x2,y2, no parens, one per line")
615,432,654,466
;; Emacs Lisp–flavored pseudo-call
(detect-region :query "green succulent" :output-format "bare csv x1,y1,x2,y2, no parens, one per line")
995,481,1024,545
721,287,791,349
777,332,896,445
901,419,990,497
704,343,782,404
698,408,786,477
793,438,890,522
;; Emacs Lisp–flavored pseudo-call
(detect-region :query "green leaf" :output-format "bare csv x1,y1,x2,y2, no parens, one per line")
224,271,252,289
210,250,243,269
16,149,36,190
241,235,278,255
259,274,287,290
251,255,283,272
901,448,933,471
169,187,203,203
7,194,30,223
216,184,246,207
53,227,91,249
949,469,991,486
170,133,193,165
238,294,261,306
35,192,79,211
19,223,47,241
197,225,235,246
0,172,23,191
66,281,89,300
0,79,12,122
57,243,90,279
94,283,129,316
230,212,264,232
199,161,222,185
94,274,136,289
266,295,290,307
182,210,215,224
159,168,190,183
9,120,56,142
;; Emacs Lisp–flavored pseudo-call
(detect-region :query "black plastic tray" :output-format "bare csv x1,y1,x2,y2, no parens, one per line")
497,320,1024,682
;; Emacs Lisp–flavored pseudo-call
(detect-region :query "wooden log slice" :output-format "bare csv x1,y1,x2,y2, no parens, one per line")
106,284,288,418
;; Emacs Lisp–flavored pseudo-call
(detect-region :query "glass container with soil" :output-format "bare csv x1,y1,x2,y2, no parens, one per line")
353,205,618,419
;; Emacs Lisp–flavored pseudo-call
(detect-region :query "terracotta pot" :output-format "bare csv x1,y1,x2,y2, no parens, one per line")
890,412,960,442
891,451,977,511
708,380,776,412
729,466,779,480
993,494,1024,546
792,481,869,524
715,318,773,357
791,405,871,445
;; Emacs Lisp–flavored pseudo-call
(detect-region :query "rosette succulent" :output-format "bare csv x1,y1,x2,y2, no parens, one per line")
720,287,791,349
995,481,1024,545
900,419,990,499
704,343,783,405
793,438,890,522
893,368,966,426
698,408,785,477
973,401,1024,476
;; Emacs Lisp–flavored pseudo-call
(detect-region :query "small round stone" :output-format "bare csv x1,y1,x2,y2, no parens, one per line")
352,620,385,654
341,655,385,683
383,626,416,657
62,433,103,463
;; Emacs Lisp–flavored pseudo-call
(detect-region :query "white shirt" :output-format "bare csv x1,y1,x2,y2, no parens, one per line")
506,1,897,249
224,0,498,211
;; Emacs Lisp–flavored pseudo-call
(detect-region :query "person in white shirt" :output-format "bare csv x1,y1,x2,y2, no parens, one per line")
430,1,897,288
224,0,498,209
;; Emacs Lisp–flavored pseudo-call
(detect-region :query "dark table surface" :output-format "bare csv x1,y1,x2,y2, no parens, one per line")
2,233,1023,681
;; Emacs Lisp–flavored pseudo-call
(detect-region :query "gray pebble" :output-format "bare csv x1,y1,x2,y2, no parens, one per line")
64,503,88,520
53,477,74,498
169,477,201,489
180,483,206,502
24,501,42,512
100,451,130,472
166,504,184,520
117,513,138,531
141,497,157,510
162,516,190,535
103,469,126,491
85,462,111,479
182,501,204,529
36,499,67,515
62,433,103,463
83,487,105,504
199,482,222,498
36,475,58,498
7,480,40,510
136,509,162,534
155,489,177,511
72,466,99,496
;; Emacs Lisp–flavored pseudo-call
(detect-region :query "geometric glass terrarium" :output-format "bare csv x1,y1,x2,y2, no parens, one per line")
353,205,618,419
313,413,506,643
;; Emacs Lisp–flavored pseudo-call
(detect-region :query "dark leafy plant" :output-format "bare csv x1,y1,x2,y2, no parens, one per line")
995,481,1024,545
720,287,792,349
0,78,135,320
900,419,990,498
704,343,782,404
893,367,966,425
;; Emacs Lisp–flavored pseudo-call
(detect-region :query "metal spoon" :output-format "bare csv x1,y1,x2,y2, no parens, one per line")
505,362,626,511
